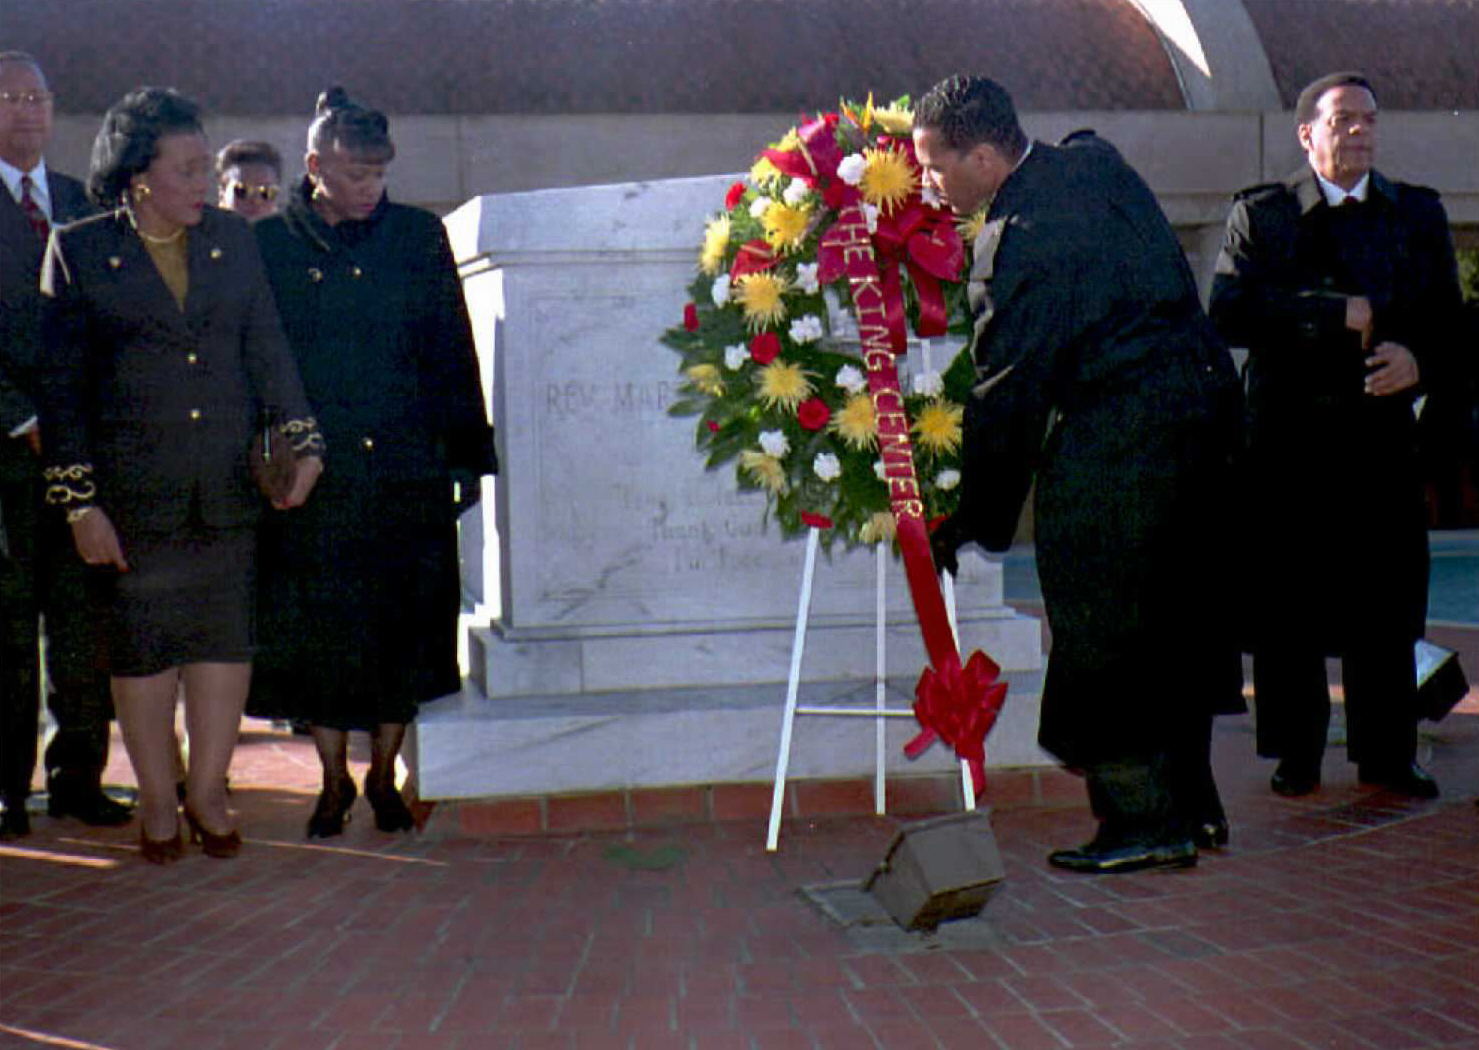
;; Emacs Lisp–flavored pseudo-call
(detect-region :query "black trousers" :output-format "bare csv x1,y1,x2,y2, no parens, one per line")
1253,638,1418,770
1082,709,1221,846
0,471,112,805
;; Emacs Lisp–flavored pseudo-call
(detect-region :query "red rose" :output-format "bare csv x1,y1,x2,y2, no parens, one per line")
683,302,699,331
797,397,831,431
724,181,746,210
749,332,781,365
706,420,720,433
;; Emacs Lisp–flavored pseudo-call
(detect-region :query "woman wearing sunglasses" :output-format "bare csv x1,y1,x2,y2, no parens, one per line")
215,139,281,222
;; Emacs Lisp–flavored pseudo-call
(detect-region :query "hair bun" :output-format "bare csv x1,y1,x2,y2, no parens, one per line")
315,86,354,116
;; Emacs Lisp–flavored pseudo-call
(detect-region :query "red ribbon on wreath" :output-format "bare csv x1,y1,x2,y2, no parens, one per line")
823,200,1007,794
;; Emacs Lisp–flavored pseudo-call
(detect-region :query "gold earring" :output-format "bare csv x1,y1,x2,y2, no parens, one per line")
132,183,153,202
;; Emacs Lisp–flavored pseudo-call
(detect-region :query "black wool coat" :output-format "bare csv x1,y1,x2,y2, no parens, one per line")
37,206,315,540
250,185,496,725
955,133,1245,769
1209,167,1463,652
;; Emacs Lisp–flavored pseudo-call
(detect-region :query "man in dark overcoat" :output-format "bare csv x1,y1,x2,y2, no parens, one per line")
1209,72,1463,799
916,75,1244,874
0,51,128,837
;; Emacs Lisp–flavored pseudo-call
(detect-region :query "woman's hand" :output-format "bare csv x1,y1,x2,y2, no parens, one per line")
70,509,129,571
274,455,324,510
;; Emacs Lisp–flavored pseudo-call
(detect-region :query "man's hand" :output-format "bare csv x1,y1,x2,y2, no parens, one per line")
1365,342,1420,396
273,455,323,510
70,509,128,571
1345,295,1374,349
930,515,964,578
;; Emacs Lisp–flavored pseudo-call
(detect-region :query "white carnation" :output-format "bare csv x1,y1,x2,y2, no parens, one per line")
788,314,824,344
813,452,842,482
782,178,811,206
835,365,867,394
749,196,773,219
934,469,961,491
723,343,749,371
711,274,732,306
911,370,944,397
920,183,942,208
794,262,820,295
837,153,867,186
759,430,790,458
873,459,887,480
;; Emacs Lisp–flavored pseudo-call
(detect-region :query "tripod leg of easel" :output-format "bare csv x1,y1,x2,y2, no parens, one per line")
766,526,821,852
942,571,977,811
874,542,887,816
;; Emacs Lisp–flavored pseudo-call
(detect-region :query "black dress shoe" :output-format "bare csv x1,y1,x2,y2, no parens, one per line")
1193,819,1229,850
1357,762,1439,799
0,804,30,839
1048,838,1198,874
1271,761,1320,797
47,787,134,827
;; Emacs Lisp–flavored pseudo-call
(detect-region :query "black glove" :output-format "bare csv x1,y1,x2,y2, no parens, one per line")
929,514,965,578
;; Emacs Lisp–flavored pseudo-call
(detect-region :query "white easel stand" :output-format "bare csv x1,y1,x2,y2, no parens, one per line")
765,528,976,852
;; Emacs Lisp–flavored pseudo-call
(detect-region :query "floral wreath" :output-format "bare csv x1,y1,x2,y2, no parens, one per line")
662,97,983,549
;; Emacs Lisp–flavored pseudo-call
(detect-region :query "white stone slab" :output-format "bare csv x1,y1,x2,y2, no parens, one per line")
410,675,1050,800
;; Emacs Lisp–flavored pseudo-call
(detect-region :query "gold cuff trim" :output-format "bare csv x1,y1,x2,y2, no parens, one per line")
281,417,325,455
43,464,97,506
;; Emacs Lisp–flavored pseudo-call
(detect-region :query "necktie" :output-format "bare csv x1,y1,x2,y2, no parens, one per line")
19,174,50,242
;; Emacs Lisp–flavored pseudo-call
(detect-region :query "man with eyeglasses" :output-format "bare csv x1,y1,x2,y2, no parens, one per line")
0,51,131,838
216,139,283,222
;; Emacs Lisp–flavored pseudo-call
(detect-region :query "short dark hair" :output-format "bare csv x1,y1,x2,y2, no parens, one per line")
1294,72,1377,125
914,75,1028,157
216,138,282,179
307,86,395,163
88,87,203,208
0,51,45,79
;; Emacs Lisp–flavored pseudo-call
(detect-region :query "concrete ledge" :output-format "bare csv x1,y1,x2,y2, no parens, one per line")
408,674,1051,801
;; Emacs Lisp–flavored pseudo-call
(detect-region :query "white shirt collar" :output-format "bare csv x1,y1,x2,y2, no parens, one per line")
1313,169,1369,207
0,156,51,219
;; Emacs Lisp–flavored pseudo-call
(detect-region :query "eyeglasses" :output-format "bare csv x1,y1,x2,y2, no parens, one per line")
229,181,280,202
0,90,54,107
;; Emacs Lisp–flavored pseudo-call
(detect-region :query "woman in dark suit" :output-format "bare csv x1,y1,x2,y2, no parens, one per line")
251,89,495,838
38,88,323,863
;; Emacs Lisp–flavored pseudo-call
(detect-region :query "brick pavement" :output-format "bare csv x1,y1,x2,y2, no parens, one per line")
1,702,1476,1050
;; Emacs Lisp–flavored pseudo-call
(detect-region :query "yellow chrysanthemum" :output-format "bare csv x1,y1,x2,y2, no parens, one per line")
830,394,878,450
761,202,811,254
872,104,914,135
860,147,917,215
740,450,787,494
913,399,964,454
733,272,789,331
699,215,732,275
756,361,814,411
684,364,725,397
957,208,988,245
858,511,897,545
749,155,784,188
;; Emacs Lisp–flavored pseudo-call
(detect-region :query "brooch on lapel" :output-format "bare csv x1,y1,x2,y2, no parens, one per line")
107,256,122,270
307,267,323,283
350,265,363,279
209,247,223,260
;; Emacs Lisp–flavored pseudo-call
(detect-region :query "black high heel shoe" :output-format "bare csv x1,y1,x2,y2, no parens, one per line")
182,807,242,859
365,780,415,833
306,776,357,839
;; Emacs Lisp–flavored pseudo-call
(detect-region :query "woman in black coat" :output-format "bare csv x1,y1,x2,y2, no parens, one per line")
39,88,323,863
250,89,496,838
